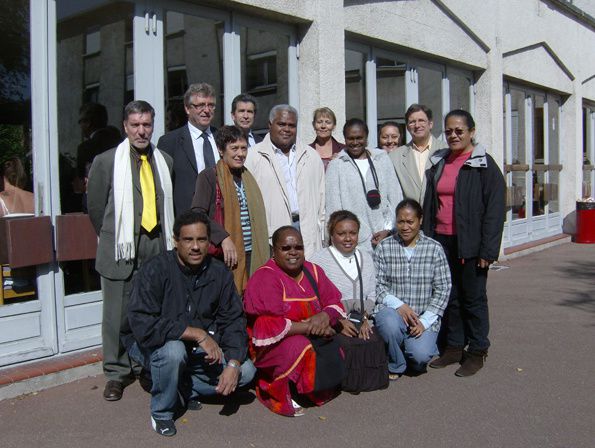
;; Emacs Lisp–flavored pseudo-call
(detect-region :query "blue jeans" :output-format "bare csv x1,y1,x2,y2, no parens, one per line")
128,340,256,420
375,307,439,374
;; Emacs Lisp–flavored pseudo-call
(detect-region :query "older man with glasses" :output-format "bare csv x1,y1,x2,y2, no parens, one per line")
389,104,446,206
158,83,219,216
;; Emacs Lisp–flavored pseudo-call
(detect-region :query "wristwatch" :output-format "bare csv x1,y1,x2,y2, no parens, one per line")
227,360,241,370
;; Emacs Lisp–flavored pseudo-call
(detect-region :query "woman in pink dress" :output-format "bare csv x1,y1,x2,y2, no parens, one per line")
243,226,346,416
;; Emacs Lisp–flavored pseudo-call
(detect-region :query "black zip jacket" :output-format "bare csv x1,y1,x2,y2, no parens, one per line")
422,144,506,261
122,251,248,362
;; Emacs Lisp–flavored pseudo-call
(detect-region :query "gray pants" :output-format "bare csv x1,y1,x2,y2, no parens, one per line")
101,232,163,382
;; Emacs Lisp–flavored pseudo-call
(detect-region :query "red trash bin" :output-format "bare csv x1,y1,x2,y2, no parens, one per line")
575,201,595,244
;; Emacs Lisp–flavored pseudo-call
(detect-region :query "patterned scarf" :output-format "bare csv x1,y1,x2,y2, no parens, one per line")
215,160,269,292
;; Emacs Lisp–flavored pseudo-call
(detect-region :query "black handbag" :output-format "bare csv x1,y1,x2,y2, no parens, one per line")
302,267,346,392
337,253,389,393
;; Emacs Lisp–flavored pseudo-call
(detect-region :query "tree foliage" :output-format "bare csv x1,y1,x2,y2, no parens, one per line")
0,1,30,103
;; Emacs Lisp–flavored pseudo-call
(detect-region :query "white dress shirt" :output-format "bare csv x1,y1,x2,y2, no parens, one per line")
273,143,299,214
188,122,219,173
248,131,257,148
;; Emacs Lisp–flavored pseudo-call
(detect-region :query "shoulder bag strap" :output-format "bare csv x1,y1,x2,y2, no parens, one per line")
302,266,320,300
354,251,365,315
351,157,369,198
366,154,380,191
350,151,379,196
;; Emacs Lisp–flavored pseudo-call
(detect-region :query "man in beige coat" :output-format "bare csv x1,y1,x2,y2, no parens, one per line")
389,104,446,205
245,104,324,258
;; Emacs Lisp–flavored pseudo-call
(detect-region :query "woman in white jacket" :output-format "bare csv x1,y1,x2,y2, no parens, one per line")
326,118,403,254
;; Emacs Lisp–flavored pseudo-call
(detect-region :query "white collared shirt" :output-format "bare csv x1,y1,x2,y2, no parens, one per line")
273,143,299,214
247,131,256,148
187,122,219,173
329,246,361,281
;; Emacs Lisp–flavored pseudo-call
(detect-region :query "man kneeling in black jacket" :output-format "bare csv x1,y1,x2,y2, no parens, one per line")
122,210,255,437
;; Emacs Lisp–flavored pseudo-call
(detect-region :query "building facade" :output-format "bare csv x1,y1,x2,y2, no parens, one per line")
1,0,594,367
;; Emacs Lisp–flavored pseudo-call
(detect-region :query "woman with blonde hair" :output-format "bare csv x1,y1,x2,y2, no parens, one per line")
309,107,345,170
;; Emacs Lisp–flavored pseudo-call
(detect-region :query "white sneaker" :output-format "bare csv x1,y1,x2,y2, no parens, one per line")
291,399,305,417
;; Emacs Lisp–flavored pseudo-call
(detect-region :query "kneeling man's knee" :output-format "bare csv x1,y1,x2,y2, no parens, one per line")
155,340,188,366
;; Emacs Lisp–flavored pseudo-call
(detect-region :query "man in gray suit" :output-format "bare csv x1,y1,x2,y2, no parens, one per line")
87,100,174,402
389,104,446,205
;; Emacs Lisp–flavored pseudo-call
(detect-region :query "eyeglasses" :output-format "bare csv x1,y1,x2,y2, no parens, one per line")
189,102,216,111
407,119,428,126
276,244,304,251
444,128,469,136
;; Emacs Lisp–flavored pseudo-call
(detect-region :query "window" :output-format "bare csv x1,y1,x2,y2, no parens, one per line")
345,42,474,144
166,67,187,102
0,0,36,306
503,82,563,241
56,1,134,294
376,56,406,131
345,48,367,120
84,29,100,55
449,70,471,111
417,64,444,135
241,25,290,131
163,10,224,128
246,51,277,92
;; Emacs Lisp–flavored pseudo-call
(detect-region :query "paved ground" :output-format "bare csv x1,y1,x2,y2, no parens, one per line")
2,243,595,448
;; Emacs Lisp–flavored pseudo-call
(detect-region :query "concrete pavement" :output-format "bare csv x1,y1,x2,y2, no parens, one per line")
2,242,594,448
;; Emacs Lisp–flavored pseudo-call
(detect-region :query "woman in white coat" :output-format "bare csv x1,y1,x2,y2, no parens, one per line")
325,118,403,254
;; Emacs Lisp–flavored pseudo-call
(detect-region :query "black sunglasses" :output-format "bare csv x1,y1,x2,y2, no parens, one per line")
276,244,304,251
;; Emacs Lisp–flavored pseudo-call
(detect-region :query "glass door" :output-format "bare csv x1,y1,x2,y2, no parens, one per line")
503,85,530,244
51,0,159,353
0,0,56,366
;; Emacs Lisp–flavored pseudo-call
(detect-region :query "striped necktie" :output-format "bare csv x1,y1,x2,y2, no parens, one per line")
139,154,157,232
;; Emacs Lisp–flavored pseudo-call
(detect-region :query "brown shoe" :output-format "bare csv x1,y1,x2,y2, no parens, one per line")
428,346,463,369
455,351,487,377
103,380,124,401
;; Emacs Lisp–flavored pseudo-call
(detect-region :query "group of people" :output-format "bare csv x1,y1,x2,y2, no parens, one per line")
85,82,505,437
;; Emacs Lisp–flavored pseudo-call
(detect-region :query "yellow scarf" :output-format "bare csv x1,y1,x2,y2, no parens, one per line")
216,160,269,293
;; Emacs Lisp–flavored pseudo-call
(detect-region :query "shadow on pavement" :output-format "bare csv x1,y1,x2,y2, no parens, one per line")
557,260,595,318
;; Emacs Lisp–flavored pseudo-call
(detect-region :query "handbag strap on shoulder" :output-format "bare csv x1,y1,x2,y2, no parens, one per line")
354,251,365,315
302,266,320,300
350,151,380,195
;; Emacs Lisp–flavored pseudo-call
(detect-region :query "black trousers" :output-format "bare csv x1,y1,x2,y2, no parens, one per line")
435,234,490,353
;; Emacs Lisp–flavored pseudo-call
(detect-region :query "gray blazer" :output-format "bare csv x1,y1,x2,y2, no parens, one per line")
87,145,173,280
389,136,446,206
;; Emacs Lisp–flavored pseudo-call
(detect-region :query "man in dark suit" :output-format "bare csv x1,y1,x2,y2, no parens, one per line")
87,100,174,402
157,83,219,216
231,93,263,148
76,103,122,180
76,102,122,212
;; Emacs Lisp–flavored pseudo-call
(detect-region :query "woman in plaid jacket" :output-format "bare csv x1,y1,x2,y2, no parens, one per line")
374,199,451,380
